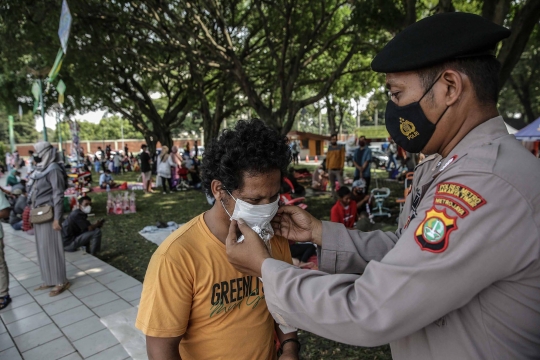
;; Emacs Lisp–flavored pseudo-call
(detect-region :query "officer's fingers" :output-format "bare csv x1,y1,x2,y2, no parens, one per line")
236,218,259,239
225,220,239,248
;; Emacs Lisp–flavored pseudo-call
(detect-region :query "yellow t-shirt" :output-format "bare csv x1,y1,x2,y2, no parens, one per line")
136,213,293,360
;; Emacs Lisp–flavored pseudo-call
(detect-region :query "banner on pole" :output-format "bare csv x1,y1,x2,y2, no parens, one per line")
31,82,41,114
57,79,66,104
48,49,64,83
8,116,15,153
58,0,72,54
69,120,81,163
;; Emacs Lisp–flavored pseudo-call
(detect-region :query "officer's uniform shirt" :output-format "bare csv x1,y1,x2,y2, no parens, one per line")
262,116,540,359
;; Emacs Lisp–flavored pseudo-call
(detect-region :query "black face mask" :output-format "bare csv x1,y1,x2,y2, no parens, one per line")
33,155,42,163
385,73,449,153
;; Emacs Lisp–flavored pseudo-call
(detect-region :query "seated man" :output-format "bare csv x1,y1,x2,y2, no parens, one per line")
99,169,117,189
311,164,328,191
136,119,300,360
331,186,357,229
9,189,26,230
62,196,104,255
350,179,370,212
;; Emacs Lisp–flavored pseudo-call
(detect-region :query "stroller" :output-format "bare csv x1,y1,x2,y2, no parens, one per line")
370,187,392,218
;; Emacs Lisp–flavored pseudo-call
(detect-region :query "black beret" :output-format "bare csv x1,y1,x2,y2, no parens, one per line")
371,12,511,73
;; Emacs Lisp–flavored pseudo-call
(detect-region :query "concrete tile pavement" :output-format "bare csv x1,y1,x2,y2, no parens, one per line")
0,223,145,360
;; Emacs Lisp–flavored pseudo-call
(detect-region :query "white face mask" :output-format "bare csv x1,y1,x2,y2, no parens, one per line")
16,176,21,181
221,191,280,243
82,205,92,214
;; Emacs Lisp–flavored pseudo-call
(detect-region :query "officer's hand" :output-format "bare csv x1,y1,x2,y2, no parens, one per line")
271,206,323,246
226,219,270,278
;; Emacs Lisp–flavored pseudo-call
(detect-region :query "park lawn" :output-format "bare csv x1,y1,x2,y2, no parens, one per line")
90,171,393,360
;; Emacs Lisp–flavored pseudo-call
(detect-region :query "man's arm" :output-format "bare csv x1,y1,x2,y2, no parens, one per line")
261,174,538,347
146,335,183,360
275,323,299,360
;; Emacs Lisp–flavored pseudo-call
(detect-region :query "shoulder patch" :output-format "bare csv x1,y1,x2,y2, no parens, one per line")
433,196,469,218
415,207,458,253
435,182,486,210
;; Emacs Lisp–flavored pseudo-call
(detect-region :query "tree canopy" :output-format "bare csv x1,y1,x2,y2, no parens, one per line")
0,0,538,148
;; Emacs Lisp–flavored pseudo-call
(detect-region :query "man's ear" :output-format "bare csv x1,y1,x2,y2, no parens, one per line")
441,70,463,107
211,180,224,202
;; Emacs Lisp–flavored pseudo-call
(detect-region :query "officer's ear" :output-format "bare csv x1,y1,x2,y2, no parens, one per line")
441,70,463,107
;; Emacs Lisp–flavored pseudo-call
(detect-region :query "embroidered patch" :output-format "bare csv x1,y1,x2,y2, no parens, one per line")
436,182,486,210
415,208,457,253
433,196,469,218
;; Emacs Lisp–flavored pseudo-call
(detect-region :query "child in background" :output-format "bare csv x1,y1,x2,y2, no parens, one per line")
330,186,357,229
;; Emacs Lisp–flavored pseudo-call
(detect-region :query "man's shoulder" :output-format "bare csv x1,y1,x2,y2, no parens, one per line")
154,215,207,258
456,136,540,197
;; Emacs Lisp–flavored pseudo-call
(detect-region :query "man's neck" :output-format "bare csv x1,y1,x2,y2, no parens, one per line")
204,206,230,244
438,107,499,158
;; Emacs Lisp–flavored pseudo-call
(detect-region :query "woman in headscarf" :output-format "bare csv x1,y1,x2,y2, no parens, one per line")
6,169,20,187
28,142,70,296
156,146,177,194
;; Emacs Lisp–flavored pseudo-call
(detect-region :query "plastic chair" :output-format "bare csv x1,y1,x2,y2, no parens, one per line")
371,187,392,218
396,172,414,213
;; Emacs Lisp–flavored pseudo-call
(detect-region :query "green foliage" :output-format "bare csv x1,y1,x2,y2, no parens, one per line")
0,142,5,163
0,108,39,144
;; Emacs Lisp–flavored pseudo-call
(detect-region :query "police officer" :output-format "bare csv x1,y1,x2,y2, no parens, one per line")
225,12,540,359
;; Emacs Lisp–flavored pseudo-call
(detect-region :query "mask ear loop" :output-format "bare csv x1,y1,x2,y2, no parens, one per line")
418,72,444,103
220,189,237,220
419,72,449,126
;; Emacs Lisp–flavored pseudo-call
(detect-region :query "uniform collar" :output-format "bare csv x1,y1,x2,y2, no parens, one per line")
446,115,508,157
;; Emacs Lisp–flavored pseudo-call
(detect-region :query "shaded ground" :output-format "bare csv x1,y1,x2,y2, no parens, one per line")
89,167,400,359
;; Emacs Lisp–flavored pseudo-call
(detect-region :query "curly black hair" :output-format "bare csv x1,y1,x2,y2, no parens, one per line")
201,119,292,197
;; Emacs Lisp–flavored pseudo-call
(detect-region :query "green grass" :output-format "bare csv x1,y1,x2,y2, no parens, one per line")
89,170,397,359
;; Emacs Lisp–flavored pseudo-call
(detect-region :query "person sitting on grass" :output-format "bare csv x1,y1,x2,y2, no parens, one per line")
62,196,104,255
99,169,117,189
311,164,328,191
331,186,357,229
6,169,20,187
9,188,26,231
136,119,300,360
350,179,370,213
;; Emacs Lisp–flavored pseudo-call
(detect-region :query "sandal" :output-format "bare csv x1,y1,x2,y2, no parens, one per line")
0,295,11,310
49,282,71,297
34,284,54,291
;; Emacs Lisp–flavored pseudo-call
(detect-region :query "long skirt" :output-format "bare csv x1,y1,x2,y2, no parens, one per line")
34,222,67,286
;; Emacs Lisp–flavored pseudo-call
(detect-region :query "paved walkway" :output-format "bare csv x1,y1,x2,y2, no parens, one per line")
0,223,144,360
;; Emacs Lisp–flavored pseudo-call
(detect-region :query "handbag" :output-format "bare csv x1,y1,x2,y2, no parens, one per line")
29,182,54,224
30,205,54,224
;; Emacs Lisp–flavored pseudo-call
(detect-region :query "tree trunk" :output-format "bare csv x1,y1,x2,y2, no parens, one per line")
496,0,540,88
337,105,345,136
508,76,536,127
435,0,455,13
144,134,158,156
326,97,337,135
403,0,417,27
482,0,511,25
